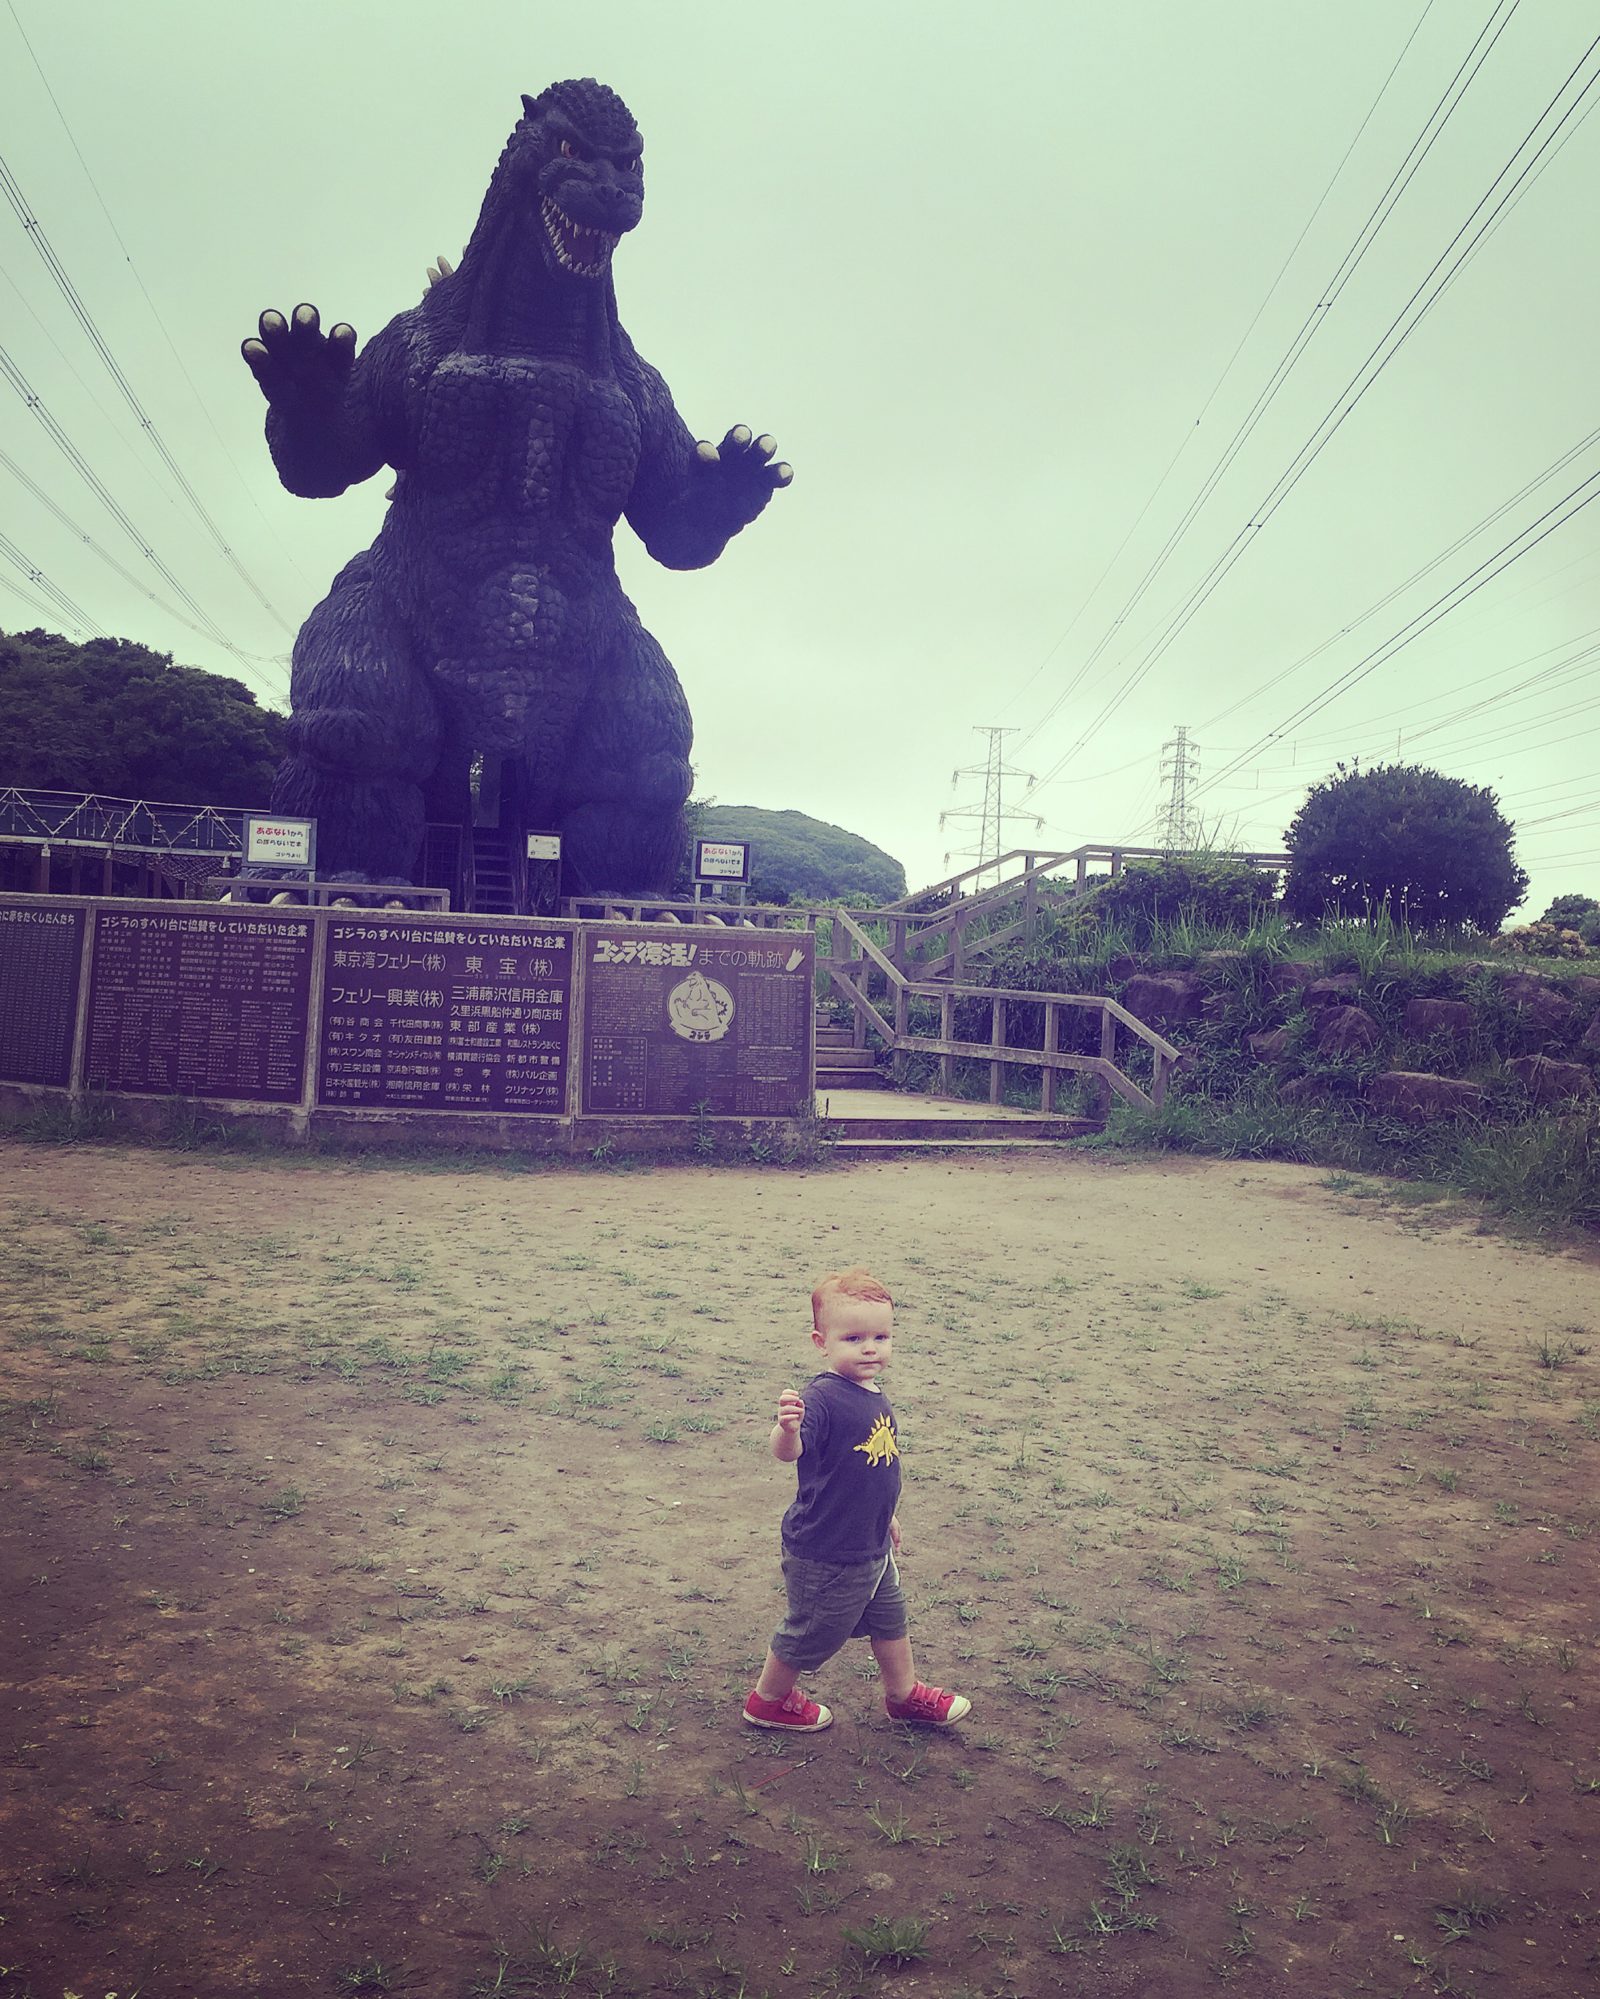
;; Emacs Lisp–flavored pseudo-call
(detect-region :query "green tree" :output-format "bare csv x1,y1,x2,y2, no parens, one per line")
1283,762,1526,933
0,628,286,805
1542,891,1598,929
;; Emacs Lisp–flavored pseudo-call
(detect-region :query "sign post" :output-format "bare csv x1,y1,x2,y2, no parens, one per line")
245,816,317,875
526,831,562,918
693,837,751,912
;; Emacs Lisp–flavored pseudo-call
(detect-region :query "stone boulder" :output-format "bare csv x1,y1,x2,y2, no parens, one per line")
1247,1028,1291,1064
1120,973,1205,1027
1305,974,1362,1008
1507,1054,1595,1103
1565,974,1600,1005
1315,1005,1382,1057
1582,1011,1600,1055
1368,1071,1486,1120
1263,960,1318,997
1403,997,1472,1041
1497,973,1577,1041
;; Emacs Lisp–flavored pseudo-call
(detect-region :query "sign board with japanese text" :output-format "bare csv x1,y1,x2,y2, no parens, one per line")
318,920,572,1113
0,903,84,1087
582,925,813,1116
85,907,314,1101
245,816,316,870
525,832,562,862
693,838,750,883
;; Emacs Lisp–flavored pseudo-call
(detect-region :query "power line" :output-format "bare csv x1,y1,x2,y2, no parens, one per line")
1191,468,1600,804
3,0,318,597
1198,428,1600,733
994,1,1439,728
1020,23,1600,805
1010,0,1515,763
0,145,296,635
0,441,275,656
0,336,285,699
0,526,107,635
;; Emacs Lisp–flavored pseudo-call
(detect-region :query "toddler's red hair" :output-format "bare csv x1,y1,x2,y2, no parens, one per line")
811,1266,893,1330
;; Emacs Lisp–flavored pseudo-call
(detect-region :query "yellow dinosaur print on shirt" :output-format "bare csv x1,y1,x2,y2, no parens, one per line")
854,1412,899,1467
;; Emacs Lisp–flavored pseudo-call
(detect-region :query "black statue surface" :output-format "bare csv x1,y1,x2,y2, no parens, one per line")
243,79,789,894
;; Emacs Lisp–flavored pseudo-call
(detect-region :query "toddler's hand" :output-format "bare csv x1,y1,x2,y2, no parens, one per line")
776,1389,805,1435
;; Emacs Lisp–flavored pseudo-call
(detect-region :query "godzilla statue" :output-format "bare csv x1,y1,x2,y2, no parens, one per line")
243,78,790,896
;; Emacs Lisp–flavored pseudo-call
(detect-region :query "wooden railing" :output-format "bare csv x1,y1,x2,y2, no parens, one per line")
881,843,1290,980
821,908,1182,1114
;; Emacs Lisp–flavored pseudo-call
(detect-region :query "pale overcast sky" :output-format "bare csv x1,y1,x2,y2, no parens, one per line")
1,1,1596,916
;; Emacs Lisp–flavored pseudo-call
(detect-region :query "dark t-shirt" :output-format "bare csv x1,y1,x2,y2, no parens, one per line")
780,1370,902,1565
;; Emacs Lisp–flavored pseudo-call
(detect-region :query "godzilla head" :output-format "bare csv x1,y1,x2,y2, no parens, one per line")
512,79,644,281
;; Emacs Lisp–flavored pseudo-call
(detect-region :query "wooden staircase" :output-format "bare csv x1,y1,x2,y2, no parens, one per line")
470,827,517,915
815,1010,886,1092
814,1008,1101,1153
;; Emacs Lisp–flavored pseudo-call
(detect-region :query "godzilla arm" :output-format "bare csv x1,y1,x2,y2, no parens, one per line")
618,331,790,571
244,305,410,499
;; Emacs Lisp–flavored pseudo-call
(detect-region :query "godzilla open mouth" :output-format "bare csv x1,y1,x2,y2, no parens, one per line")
540,196,618,277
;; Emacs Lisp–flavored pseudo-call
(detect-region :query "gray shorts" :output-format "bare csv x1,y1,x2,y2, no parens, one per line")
770,1548,908,1671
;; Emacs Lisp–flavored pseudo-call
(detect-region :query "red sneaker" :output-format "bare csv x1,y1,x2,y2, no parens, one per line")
885,1681,971,1726
743,1686,834,1732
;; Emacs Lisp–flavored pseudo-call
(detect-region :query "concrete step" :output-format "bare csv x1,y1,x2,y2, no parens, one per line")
830,1133,1101,1155
821,1112,1099,1142
816,1045,876,1066
817,1067,889,1091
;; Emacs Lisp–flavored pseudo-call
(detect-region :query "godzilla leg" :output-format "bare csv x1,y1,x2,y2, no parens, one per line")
270,551,441,879
556,609,692,896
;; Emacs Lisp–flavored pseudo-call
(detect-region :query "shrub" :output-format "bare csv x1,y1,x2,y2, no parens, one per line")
1284,763,1526,933
1074,852,1279,945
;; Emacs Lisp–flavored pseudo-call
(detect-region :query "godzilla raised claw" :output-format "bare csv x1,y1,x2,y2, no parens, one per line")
243,77,790,897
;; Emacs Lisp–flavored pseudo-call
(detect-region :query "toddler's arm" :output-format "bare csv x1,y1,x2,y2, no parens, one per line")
771,1389,805,1463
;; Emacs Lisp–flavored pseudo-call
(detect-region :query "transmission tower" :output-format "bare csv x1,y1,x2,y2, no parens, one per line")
1159,725,1201,851
940,727,1044,880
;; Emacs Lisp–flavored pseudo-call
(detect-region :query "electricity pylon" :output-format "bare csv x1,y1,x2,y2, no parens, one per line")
1159,725,1200,851
940,727,1044,881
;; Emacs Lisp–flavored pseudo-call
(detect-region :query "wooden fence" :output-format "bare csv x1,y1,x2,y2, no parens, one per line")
819,908,1182,1114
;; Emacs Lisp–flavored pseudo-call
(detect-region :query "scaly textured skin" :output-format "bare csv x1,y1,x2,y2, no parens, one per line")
243,79,790,893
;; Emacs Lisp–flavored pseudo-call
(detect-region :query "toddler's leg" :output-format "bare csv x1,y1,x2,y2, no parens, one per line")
870,1635,917,1704
753,1649,803,1702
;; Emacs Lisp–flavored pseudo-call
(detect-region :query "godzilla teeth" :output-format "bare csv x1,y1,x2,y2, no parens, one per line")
539,195,617,278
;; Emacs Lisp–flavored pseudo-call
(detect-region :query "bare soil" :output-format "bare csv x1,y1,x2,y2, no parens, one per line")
1,1139,1597,1999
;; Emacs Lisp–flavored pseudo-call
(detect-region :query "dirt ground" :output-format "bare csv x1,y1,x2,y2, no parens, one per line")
1,1137,1597,1999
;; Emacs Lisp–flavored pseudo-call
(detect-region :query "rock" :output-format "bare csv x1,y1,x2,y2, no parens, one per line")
1582,1012,1600,1055
1120,973,1205,1027
1403,997,1473,1040
1368,1071,1486,1120
1105,954,1140,983
1247,1028,1291,1063
1279,1074,1327,1105
1304,974,1362,1007
1565,975,1600,1004
1315,1005,1382,1056
1263,960,1318,997
1507,1054,1595,1103
1197,950,1247,975
1497,973,1578,1040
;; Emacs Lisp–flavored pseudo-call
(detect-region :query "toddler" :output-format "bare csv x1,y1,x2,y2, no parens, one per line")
741,1266,971,1732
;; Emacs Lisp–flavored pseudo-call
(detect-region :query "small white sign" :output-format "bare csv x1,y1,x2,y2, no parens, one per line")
695,838,750,883
526,832,563,862
246,816,315,868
